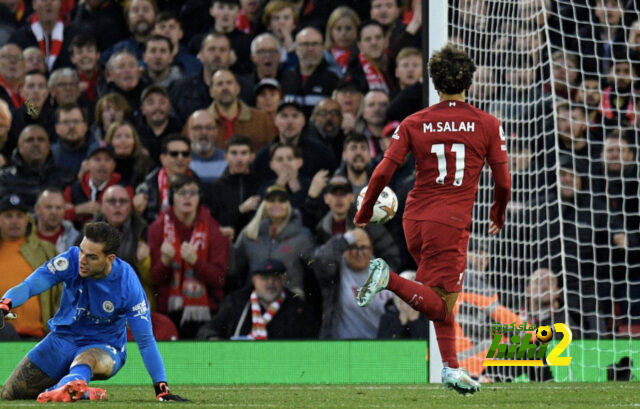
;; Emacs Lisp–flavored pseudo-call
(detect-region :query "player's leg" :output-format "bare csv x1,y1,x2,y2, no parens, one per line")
1,356,57,400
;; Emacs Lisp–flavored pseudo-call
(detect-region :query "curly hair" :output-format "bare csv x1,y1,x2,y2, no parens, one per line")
428,44,476,95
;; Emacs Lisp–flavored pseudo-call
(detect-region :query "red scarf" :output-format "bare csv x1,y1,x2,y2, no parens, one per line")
164,208,211,325
358,52,389,93
78,69,99,102
600,86,635,123
331,47,350,72
249,290,285,340
236,11,252,34
157,167,171,212
0,75,23,108
30,14,64,71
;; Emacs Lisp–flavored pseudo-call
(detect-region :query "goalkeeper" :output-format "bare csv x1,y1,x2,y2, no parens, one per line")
0,222,187,402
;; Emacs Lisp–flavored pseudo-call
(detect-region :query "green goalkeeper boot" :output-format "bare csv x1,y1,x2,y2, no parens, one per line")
356,258,390,307
442,367,480,395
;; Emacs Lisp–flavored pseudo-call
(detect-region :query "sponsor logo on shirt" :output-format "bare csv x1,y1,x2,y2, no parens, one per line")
423,121,476,133
132,300,149,321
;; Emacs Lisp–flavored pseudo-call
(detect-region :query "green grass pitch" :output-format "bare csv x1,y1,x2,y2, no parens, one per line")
1,383,639,408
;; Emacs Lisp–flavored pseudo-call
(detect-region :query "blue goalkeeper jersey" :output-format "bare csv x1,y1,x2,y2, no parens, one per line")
2,246,167,383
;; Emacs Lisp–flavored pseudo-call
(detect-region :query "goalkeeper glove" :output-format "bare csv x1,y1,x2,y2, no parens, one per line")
0,298,11,329
154,382,188,402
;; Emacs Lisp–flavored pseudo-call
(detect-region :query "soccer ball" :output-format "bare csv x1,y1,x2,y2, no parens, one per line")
536,325,553,343
356,185,398,224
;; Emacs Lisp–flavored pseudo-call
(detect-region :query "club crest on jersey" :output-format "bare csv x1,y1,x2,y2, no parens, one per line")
102,300,115,313
53,257,69,271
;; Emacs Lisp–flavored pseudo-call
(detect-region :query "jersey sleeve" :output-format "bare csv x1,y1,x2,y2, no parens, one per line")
383,121,411,165
486,116,508,165
126,272,167,384
2,248,75,308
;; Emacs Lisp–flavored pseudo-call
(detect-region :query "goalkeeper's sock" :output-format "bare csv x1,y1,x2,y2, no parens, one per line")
386,272,448,321
434,312,459,369
52,364,93,389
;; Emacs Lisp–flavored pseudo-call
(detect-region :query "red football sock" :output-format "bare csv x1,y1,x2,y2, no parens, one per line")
386,271,448,321
434,312,459,368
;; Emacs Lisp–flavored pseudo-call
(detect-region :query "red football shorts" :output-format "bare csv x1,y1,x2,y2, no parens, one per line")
403,219,470,293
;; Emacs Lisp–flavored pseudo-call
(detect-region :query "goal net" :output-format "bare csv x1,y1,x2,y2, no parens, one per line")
448,0,640,382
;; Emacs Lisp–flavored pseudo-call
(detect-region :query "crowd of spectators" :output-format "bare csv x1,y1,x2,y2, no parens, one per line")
0,0,637,341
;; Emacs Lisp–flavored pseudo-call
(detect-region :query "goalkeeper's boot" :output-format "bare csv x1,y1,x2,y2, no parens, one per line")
36,380,88,403
442,367,480,395
356,258,389,307
82,387,108,401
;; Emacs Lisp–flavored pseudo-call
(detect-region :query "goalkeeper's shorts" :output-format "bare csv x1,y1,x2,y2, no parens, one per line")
27,332,126,381
403,219,470,293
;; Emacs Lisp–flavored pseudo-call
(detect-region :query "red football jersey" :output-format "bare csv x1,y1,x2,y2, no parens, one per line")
384,100,508,228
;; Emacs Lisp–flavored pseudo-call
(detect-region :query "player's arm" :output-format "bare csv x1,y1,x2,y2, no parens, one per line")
354,123,408,226
487,121,511,235
126,289,187,401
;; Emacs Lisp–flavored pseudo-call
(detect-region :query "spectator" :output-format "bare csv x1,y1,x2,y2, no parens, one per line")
280,26,341,118
253,99,338,184
601,59,637,127
574,75,602,126
142,34,183,89
22,46,47,74
63,141,133,225
169,32,232,123
236,0,266,35
523,268,576,332
324,6,361,75
377,271,427,339
196,258,318,340
104,120,153,187
0,125,75,209
186,110,227,183
206,135,261,242
152,11,202,75
206,68,276,151
0,0,22,46
394,47,422,93
0,193,61,339
48,69,92,124
346,20,394,94
263,1,298,69
148,174,229,338
102,50,150,113
5,70,54,159
0,99,9,165
91,92,132,141
312,227,392,339
99,0,157,67
136,85,183,165
8,0,80,72
262,143,310,211
309,98,346,160
335,133,372,196
69,33,101,103
544,50,579,102
70,0,128,52
92,184,156,310
232,184,314,297
0,43,25,110
237,33,283,105
254,78,283,118
135,134,196,223
208,0,251,74
51,104,94,175
332,78,364,135
355,89,390,158
34,187,79,253
551,102,594,174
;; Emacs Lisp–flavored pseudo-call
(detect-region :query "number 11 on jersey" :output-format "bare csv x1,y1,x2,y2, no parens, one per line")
431,143,466,186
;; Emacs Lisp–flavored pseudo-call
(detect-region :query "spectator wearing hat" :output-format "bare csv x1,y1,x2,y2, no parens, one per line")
280,26,341,118
331,78,364,135
0,193,61,339
311,227,393,339
196,258,318,340
148,174,229,339
135,85,183,165
254,78,283,118
310,98,346,160
0,125,75,210
237,33,284,105
205,135,261,242
231,184,314,297
206,69,276,152
312,175,400,270
169,32,232,123
186,110,226,184
63,141,134,226
34,187,79,254
51,104,95,175
253,98,338,185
